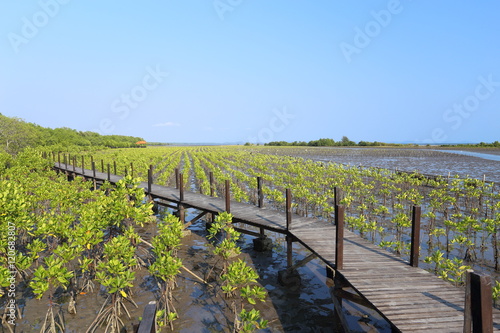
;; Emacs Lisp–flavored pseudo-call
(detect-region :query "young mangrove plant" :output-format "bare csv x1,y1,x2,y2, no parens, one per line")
149,214,184,330
88,235,137,333
30,254,74,333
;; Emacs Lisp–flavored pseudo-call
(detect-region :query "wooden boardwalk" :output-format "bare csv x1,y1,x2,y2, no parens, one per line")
56,163,500,332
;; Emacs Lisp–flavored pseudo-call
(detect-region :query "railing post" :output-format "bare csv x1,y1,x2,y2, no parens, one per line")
101,159,104,173
57,152,61,168
113,161,117,175
81,156,85,175
225,180,231,213
179,173,184,201
335,205,345,270
148,165,153,194
137,301,156,333
286,188,292,230
175,168,179,189
257,176,263,208
72,156,76,172
130,162,134,177
92,161,96,190
107,164,110,181
410,206,421,267
209,171,214,197
334,187,342,225
465,271,493,333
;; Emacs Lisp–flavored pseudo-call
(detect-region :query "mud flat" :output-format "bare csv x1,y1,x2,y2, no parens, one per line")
256,147,500,183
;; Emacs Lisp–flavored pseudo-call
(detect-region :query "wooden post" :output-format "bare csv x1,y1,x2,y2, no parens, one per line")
101,159,104,173
286,236,293,268
175,168,179,189
410,206,421,267
107,164,110,181
137,301,156,333
209,171,214,196
72,156,76,172
92,161,96,190
81,156,85,175
464,269,473,333
148,165,153,194
286,188,292,230
58,152,61,168
257,176,263,208
225,180,231,213
113,161,117,175
335,205,344,270
466,271,493,333
334,187,342,225
179,173,184,201
130,162,134,177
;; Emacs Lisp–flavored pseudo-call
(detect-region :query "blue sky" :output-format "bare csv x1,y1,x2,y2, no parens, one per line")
1,1,499,144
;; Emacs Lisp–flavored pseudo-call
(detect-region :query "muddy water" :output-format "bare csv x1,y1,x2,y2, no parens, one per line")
6,208,392,333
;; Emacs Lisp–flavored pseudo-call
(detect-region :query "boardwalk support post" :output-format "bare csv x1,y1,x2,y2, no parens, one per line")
334,187,342,225
410,206,421,267
464,271,493,333
175,168,179,189
137,301,156,333
257,176,263,208
101,159,104,173
81,156,85,175
91,161,96,190
335,205,344,270
107,164,110,182
178,173,185,223
179,173,184,201
209,171,214,197
113,161,117,175
148,165,153,194
286,188,292,230
225,180,231,213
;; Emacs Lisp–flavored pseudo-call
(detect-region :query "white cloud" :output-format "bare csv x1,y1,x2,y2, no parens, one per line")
153,122,180,127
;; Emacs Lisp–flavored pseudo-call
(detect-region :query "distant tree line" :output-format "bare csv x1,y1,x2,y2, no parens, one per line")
440,141,500,148
263,136,393,147
0,113,145,155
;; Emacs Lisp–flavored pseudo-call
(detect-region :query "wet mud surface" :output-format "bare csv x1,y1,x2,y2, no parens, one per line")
259,147,500,183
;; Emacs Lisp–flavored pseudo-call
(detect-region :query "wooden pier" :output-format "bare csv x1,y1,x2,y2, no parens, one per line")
54,161,500,332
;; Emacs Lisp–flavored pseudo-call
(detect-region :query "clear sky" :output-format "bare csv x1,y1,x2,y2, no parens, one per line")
1,1,499,144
